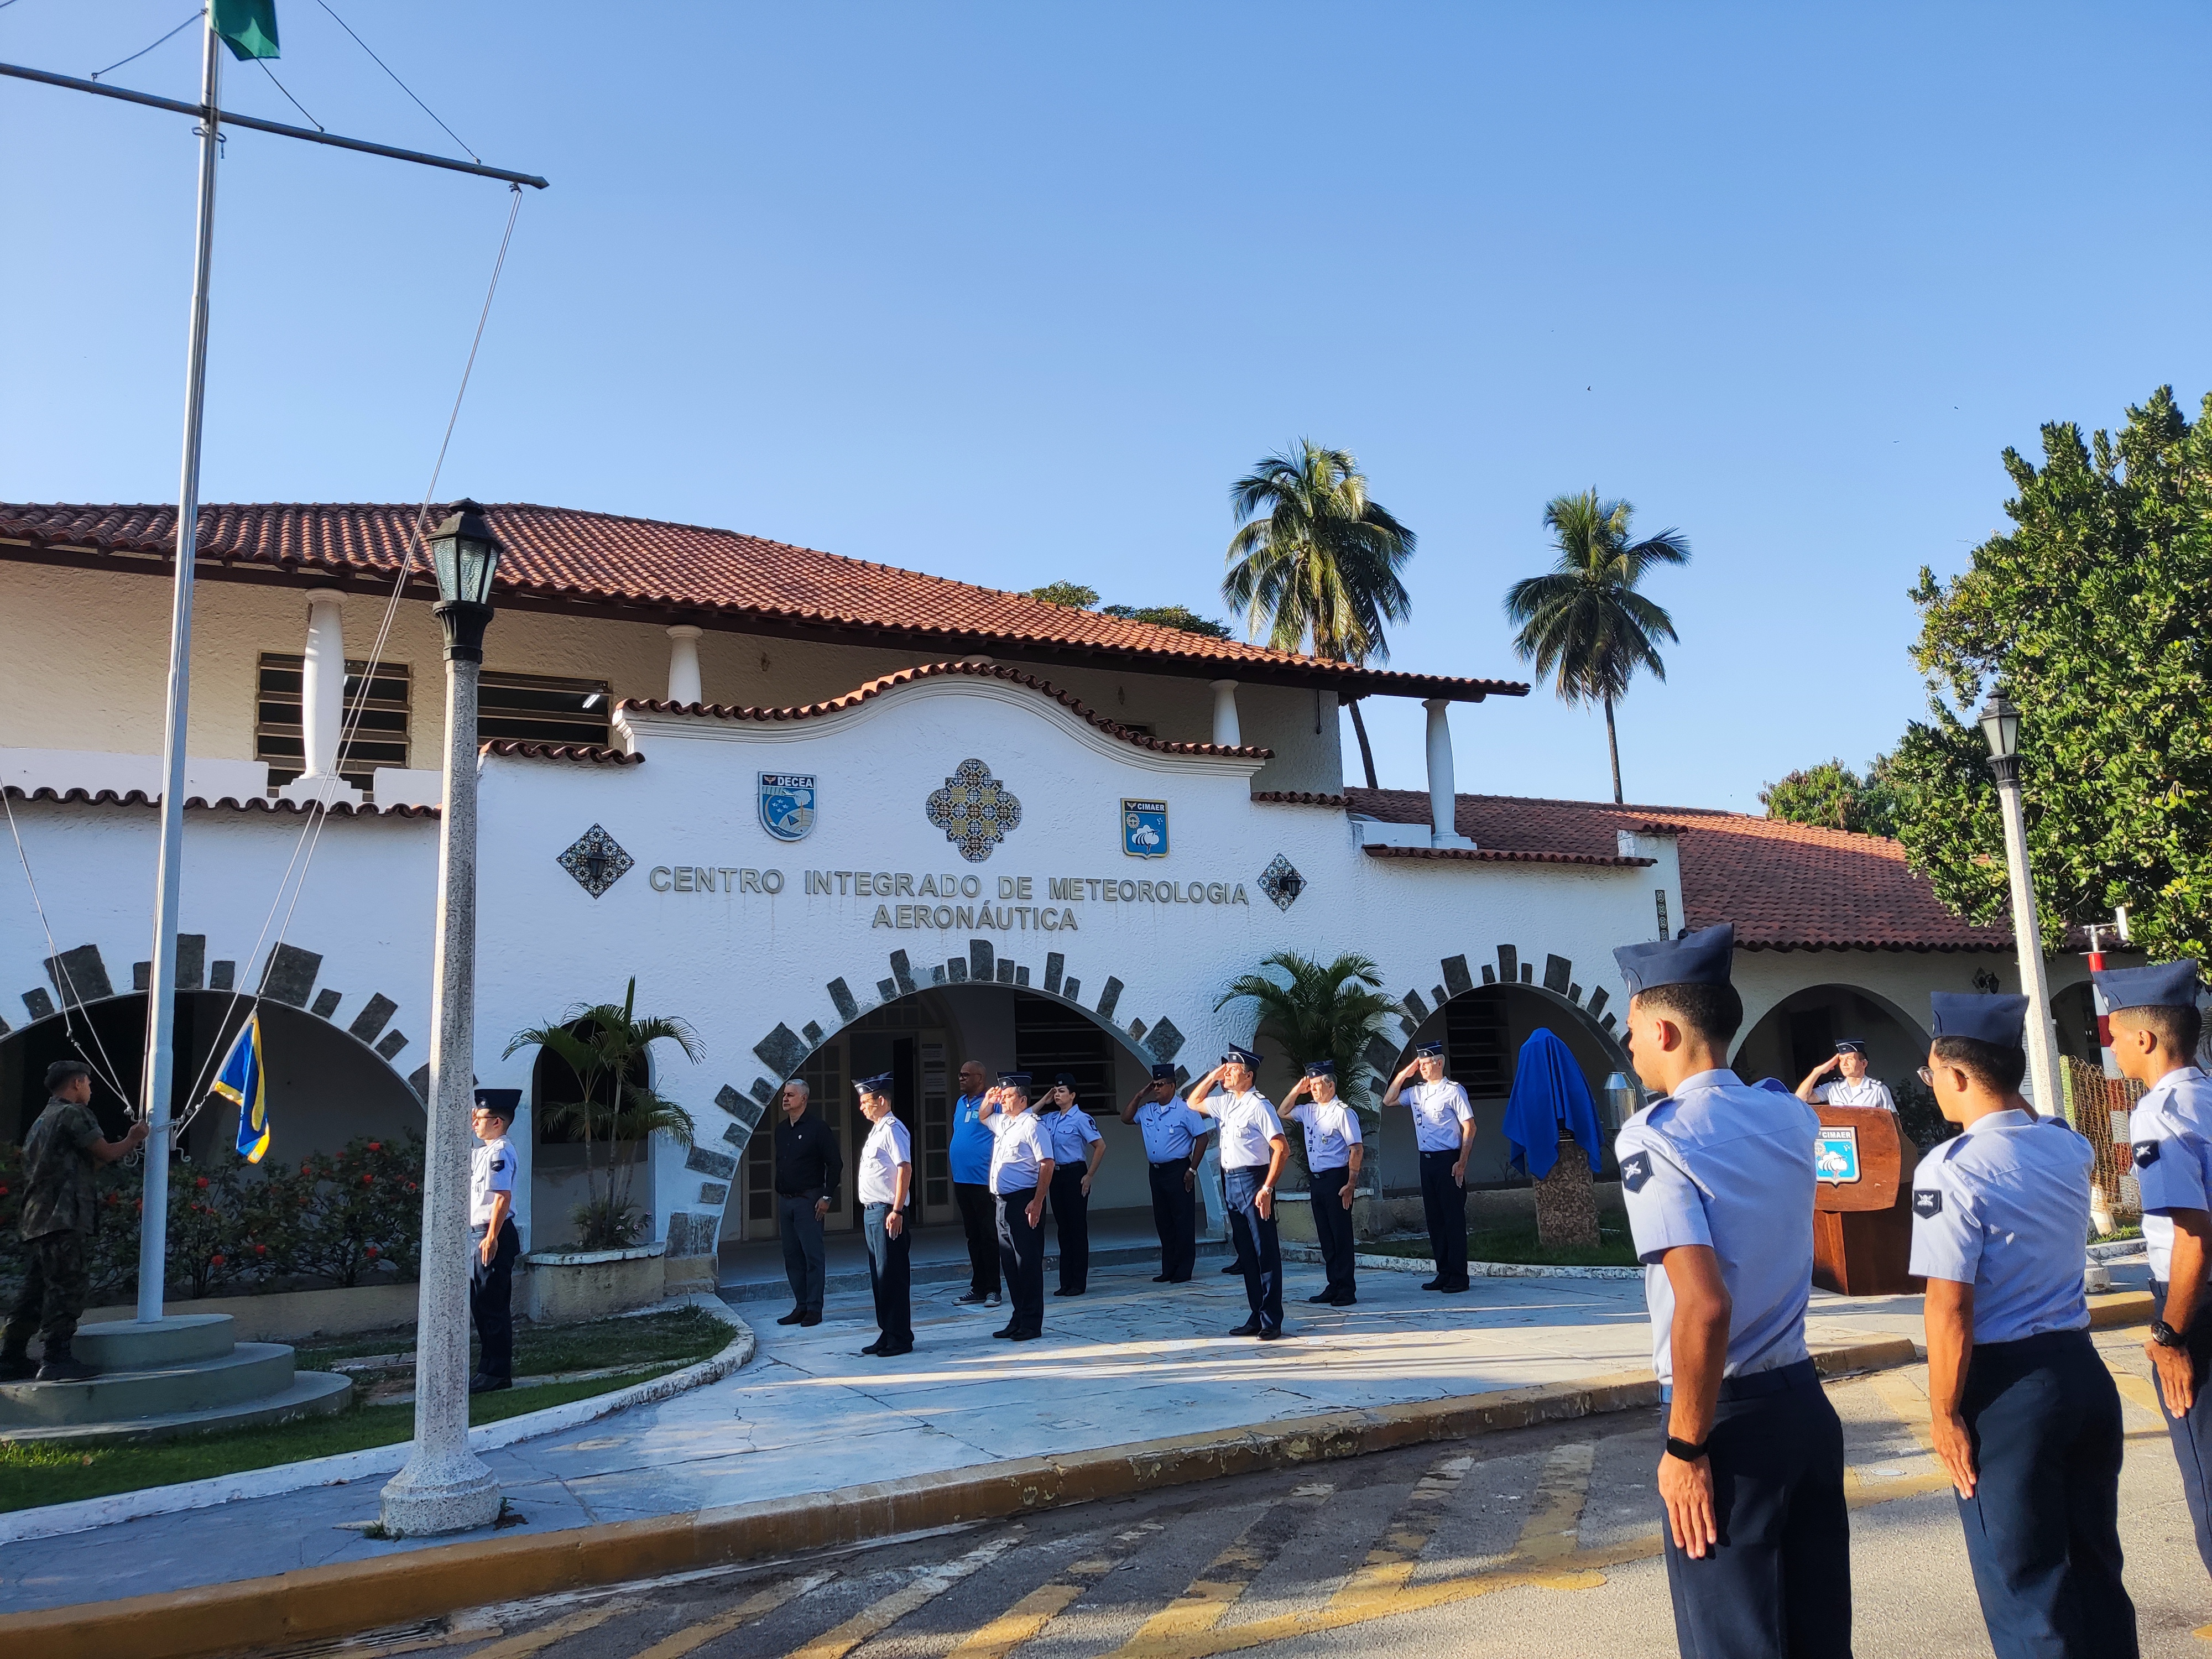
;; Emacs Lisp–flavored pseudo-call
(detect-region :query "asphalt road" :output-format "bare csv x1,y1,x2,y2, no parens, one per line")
262,1329,2206,1659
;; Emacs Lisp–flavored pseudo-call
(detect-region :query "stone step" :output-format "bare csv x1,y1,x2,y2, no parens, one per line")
0,1343,299,1428
0,1369,355,1445
72,1313,236,1372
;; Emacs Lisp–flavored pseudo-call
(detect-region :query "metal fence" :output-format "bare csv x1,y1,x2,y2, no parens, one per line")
2061,1056,2144,1225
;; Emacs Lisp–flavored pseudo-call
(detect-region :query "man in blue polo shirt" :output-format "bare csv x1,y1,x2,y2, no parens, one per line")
948,1059,1000,1309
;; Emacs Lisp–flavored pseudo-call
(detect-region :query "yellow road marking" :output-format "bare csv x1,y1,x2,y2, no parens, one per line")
943,1519,1164,1659
465,1603,625,1659
788,1532,1021,1659
1108,1486,1334,1657
1516,1441,1596,1565
625,1572,832,1659
1866,1370,1937,1453
1328,1451,1470,1610
2111,1368,2169,1425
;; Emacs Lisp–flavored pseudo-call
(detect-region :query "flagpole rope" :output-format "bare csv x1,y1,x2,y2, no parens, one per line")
0,787,134,1103
171,183,525,1135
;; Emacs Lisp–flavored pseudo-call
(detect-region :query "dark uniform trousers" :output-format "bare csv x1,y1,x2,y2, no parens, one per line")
1662,1360,1851,1659
1418,1149,1469,1288
1147,1160,1197,1281
952,1181,1001,1297
1223,1165,1284,1332
1223,1168,1254,1274
863,1202,913,1349
1309,1165,1357,1298
778,1188,828,1314
469,1218,520,1380
2151,1279,2212,1578
1952,1328,2135,1658
996,1187,1044,1335
1050,1165,1091,1293
4,1229,91,1349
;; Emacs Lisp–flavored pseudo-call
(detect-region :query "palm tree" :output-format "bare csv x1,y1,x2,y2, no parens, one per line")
1223,442,1415,789
1215,951,1399,1115
504,979,701,1249
1504,490,1691,804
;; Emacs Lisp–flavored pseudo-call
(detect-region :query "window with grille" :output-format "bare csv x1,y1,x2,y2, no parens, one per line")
479,670,611,748
1445,990,1510,1099
920,1039,950,1211
255,654,409,790
1013,994,1114,1110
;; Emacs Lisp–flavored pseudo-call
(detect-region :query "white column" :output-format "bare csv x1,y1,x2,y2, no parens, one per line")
1424,698,1474,847
666,625,703,705
277,588,362,804
1210,680,1240,747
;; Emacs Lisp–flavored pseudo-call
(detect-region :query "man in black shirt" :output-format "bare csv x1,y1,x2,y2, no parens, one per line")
773,1079,842,1326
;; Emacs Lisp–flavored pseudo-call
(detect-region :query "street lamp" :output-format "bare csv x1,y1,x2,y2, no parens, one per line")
1974,692,2064,1124
381,502,504,1537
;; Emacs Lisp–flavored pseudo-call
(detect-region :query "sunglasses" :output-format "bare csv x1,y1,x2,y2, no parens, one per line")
1916,1066,1934,1087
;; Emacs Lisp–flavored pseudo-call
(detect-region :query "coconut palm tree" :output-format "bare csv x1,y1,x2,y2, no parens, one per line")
1504,491,1691,804
504,979,701,1248
1222,442,1416,789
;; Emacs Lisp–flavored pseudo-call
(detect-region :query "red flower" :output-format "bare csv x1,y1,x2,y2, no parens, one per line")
210,1253,225,1266
253,1244,267,1256
0,1184,9,1196
365,1245,379,1258
367,1141,382,1152
362,1174,374,1186
195,1176,208,1190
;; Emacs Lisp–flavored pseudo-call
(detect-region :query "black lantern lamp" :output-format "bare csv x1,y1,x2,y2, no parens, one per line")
1976,692,2021,785
427,498,500,661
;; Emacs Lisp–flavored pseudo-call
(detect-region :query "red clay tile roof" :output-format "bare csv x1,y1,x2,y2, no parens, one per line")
1,785,436,817
1364,844,1656,870
620,661,1274,760
480,740,642,766
0,502,1528,702
1344,787,2011,953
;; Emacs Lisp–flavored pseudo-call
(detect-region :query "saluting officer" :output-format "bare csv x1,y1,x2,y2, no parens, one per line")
1122,1063,1211,1283
1042,1073,1104,1297
1909,992,2135,1657
1282,1061,1362,1306
1612,923,1850,1659
854,1074,915,1359
1793,1039,1897,1111
1383,1041,1475,1293
978,1072,1054,1342
1188,1046,1289,1340
2094,958,2212,1578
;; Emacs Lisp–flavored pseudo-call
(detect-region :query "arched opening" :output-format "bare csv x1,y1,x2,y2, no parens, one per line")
1731,983,1928,1099
528,1020,653,1251
0,992,421,1164
1392,983,1631,1191
721,980,1176,1282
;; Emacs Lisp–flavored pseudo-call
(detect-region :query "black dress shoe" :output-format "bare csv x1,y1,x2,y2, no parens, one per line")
993,1324,1018,1339
1008,1328,1042,1342
1306,1290,1337,1303
1438,1282,1469,1295
1255,1328,1286,1342
776,1308,806,1326
1420,1278,1442,1291
1152,1274,1171,1284
1329,1292,1358,1306
860,1339,883,1355
1220,1261,1245,1274
1229,1318,1262,1337
800,1311,823,1326
468,1373,512,1394
1053,1287,1081,1297
875,1341,914,1357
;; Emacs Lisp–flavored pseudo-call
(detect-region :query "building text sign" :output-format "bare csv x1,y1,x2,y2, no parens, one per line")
642,863,1251,933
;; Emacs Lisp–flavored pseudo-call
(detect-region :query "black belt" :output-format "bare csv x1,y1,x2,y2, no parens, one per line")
1970,1327,2094,1359
1150,1157,1192,1170
1663,1357,1820,1404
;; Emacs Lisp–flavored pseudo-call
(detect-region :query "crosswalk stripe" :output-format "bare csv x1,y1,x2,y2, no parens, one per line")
1516,1442,1596,1566
462,1604,626,1659
2110,1368,2168,1425
942,1519,1165,1659
1108,1486,1335,1657
624,1572,834,1659
1328,1451,1470,1610
787,1532,1022,1659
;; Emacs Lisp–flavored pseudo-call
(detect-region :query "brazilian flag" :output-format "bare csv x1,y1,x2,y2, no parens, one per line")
212,0,280,62
213,1014,272,1164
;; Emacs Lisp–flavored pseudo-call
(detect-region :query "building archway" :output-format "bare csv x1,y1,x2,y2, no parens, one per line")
1730,982,1928,1100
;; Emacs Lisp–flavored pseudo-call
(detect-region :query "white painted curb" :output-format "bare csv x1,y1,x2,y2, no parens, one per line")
0,1295,754,1546
1279,1242,1643,1281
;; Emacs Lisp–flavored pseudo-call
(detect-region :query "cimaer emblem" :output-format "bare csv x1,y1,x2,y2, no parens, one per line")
1122,799,1168,859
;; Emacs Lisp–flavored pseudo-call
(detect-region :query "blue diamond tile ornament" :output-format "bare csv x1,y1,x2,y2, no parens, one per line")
558,824,634,898
927,758,1022,863
1258,853,1305,911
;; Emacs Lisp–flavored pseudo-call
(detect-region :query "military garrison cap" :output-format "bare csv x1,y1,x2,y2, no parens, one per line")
1222,1045,1261,1068
1613,923,1735,998
2091,960,2203,1011
1304,1060,1336,1077
1931,993,2027,1047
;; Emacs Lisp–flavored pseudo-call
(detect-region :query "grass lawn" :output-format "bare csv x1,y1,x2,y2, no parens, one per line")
1363,1220,1641,1270
1,1306,735,1515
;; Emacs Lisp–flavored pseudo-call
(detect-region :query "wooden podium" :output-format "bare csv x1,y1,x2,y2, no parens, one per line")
1811,1104,1924,1296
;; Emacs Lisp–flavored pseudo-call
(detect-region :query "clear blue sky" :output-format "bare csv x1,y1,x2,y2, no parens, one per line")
5,3,2208,811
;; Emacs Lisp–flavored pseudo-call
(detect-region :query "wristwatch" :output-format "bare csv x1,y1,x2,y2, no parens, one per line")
1663,1435,1709,1463
2152,1320,2187,1350
1259,1185,1275,1196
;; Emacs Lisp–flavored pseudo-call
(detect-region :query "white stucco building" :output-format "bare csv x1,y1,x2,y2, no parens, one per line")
0,500,2103,1276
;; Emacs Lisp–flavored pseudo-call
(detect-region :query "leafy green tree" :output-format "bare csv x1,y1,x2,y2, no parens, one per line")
1760,755,1902,837
1099,603,1233,640
1888,387,2212,958
506,980,701,1249
1029,581,1100,608
1222,441,1416,789
1504,491,1690,805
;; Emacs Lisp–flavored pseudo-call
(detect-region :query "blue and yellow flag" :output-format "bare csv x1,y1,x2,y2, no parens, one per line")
213,1015,272,1163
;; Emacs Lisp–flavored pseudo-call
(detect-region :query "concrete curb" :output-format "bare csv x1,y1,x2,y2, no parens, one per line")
0,1295,754,1547
0,1334,1918,1659
1280,1243,1644,1281
2089,1289,2155,1328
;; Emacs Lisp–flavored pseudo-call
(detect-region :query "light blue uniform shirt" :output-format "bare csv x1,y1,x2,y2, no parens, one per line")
1615,1069,1817,1386
1397,1078,1474,1152
2131,1066,2212,1285
1286,1099,1363,1171
1209,1089,1286,1170
1908,1108,2092,1342
949,1093,993,1187
986,1109,1051,1194
1044,1105,1101,1168
1134,1099,1210,1163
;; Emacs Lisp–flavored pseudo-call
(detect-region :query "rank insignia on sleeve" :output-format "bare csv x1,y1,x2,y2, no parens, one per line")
491,1158,507,1172
1620,1151,1652,1193
2135,1140,2162,1168
1912,1189,1942,1218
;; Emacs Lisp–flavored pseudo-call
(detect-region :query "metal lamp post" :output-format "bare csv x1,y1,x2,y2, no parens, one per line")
1976,693,2065,1121
380,502,503,1537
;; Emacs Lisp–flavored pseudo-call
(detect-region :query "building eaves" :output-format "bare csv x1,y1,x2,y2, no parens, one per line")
1,785,437,817
1363,844,1657,870
480,740,642,766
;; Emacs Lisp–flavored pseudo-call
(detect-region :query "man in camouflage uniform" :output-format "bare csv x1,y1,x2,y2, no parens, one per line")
3,1060,148,1381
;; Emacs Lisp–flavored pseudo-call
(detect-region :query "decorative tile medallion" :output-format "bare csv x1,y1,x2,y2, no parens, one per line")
926,758,1022,863
1258,853,1306,911
558,823,634,899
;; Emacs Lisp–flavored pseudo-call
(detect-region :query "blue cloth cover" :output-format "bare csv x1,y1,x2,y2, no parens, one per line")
1503,1027,1604,1180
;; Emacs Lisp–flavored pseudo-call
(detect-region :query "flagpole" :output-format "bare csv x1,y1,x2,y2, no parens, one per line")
137,6,223,1324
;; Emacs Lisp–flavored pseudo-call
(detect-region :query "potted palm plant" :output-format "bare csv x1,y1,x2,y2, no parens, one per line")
1214,951,1397,1241
505,979,701,1320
